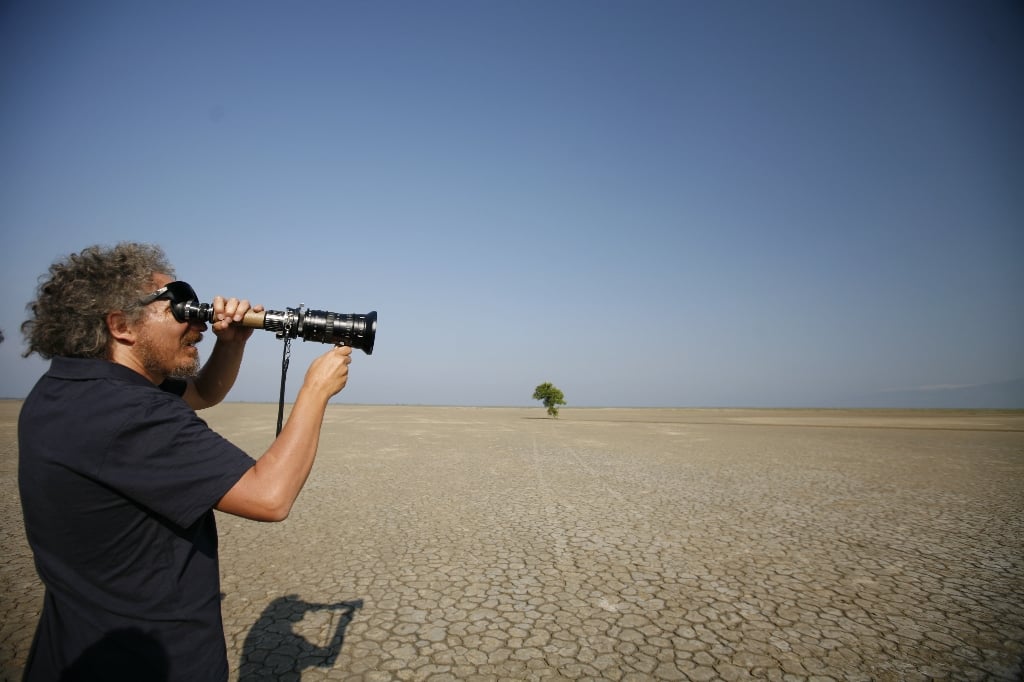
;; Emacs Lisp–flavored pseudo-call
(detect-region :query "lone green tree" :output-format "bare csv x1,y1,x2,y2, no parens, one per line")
532,382,566,418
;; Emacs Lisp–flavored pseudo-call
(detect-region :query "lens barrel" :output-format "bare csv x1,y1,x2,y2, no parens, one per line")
263,308,377,354
175,301,377,354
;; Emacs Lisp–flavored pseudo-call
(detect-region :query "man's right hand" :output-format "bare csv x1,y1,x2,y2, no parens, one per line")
304,345,353,398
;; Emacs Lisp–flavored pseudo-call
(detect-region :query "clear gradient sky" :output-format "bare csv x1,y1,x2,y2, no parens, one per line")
2,1,1022,408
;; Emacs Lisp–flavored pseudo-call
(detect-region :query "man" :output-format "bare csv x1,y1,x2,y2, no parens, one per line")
18,242,353,681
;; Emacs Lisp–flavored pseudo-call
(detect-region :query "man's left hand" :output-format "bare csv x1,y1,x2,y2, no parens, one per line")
210,296,264,343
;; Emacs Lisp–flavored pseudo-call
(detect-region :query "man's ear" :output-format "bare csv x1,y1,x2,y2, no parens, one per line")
106,311,136,344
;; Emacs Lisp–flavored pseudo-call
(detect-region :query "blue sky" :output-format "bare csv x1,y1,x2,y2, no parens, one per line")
2,1,1022,407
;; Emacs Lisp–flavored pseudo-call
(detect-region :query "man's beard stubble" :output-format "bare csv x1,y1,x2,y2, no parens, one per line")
169,354,201,379
137,331,202,380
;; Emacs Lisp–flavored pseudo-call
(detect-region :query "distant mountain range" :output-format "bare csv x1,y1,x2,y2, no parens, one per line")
851,378,1024,409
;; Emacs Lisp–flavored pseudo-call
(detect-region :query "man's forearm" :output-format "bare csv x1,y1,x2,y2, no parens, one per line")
214,344,351,521
188,338,247,409
215,384,330,521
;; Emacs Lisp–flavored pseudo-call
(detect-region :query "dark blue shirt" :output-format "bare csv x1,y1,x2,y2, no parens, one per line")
18,357,256,681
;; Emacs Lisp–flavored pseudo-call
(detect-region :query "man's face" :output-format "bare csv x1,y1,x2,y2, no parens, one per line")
134,273,206,380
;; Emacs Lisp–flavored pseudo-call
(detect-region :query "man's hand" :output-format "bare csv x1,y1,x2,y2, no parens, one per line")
209,296,264,343
304,345,353,399
183,295,264,410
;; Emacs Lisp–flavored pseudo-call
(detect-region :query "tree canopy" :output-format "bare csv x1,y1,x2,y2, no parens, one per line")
532,382,566,418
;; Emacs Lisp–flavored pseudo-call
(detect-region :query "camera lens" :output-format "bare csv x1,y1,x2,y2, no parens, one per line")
174,301,377,354
300,310,377,354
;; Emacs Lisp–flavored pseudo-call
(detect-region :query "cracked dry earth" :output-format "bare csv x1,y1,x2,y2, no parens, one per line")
2,403,1023,681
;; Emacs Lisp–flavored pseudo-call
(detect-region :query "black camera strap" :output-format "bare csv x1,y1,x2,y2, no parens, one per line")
275,335,291,437
274,306,299,436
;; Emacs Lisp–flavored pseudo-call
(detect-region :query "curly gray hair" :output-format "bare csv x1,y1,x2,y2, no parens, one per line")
22,242,175,359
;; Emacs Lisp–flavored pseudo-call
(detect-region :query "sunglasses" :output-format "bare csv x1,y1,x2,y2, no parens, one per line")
139,281,199,322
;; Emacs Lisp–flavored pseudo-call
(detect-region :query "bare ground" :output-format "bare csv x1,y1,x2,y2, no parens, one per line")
3,402,1023,681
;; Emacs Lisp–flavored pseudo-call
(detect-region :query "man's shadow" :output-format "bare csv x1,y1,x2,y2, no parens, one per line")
238,595,363,681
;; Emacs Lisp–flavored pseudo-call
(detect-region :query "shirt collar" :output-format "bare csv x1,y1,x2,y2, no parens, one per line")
46,356,156,387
